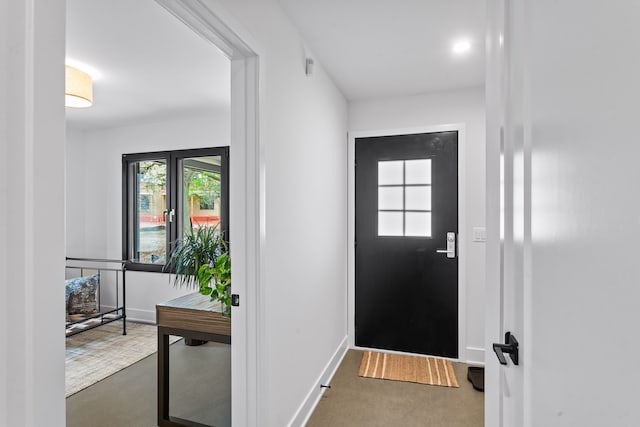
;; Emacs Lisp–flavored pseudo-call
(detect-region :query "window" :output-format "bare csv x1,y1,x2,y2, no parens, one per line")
139,194,150,210
123,147,229,271
378,159,432,237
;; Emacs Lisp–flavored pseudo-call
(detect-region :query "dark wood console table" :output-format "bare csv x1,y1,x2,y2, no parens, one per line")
157,293,231,427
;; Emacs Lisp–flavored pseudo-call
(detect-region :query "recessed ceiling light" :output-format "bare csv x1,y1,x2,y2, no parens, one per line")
452,39,471,54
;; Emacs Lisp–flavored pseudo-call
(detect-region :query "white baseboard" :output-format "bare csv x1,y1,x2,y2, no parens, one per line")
465,346,485,366
287,336,348,427
102,305,156,324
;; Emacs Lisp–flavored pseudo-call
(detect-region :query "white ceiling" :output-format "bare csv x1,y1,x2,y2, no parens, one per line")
66,0,230,131
66,1,484,130
278,0,486,101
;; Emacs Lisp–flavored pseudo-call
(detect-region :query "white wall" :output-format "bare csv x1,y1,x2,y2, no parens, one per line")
200,1,350,425
349,87,486,363
0,0,8,418
65,127,87,257
66,111,231,322
1,0,66,425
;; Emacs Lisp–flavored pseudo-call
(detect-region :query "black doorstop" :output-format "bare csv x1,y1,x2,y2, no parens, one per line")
467,366,484,392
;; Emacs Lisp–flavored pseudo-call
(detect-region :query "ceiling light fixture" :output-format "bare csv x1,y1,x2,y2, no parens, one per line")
452,39,471,54
65,59,102,81
65,65,93,108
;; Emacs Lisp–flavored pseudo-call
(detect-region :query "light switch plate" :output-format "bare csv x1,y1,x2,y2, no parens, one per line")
473,227,486,242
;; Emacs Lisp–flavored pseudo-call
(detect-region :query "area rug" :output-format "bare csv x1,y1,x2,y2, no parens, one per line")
358,351,459,388
66,321,180,397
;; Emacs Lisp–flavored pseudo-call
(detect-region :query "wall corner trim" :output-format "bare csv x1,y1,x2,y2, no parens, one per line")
287,336,349,427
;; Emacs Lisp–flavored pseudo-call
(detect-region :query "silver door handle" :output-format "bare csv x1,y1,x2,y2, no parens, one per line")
436,232,456,258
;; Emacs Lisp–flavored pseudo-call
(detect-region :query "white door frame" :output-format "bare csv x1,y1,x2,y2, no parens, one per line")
153,1,265,424
2,0,67,424
347,123,469,361
485,0,510,425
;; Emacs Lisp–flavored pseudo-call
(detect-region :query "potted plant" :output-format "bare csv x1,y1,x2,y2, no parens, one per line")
164,225,231,317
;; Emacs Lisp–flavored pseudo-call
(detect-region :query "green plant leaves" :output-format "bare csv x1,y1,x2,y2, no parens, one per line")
164,225,232,317
197,264,214,287
164,225,225,289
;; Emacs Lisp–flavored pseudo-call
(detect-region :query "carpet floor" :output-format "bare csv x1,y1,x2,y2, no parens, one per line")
66,339,231,427
307,349,484,427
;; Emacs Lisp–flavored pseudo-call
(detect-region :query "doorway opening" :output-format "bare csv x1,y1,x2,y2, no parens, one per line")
64,0,261,424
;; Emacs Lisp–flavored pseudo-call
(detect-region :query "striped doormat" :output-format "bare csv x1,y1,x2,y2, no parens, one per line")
358,350,459,388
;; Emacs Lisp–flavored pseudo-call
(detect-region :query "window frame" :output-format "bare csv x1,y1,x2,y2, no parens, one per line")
377,158,432,238
122,147,229,272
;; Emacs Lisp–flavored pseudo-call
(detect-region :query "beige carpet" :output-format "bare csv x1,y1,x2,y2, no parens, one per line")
66,321,179,397
358,350,459,388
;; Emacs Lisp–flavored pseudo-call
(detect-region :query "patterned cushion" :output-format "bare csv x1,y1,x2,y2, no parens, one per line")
66,273,100,315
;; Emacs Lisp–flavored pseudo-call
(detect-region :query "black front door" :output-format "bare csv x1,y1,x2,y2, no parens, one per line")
355,131,458,358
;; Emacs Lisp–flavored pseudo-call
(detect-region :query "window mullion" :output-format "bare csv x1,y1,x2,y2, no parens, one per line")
222,148,230,244
402,161,406,236
168,152,177,256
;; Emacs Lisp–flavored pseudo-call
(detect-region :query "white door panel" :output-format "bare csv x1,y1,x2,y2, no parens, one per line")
488,1,640,426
